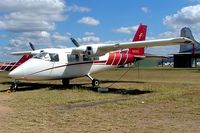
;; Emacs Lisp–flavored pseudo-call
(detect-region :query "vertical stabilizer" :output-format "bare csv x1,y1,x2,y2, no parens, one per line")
129,24,147,56
180,27,200,53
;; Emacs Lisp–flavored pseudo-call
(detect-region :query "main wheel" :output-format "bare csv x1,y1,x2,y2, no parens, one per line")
62,79,70,87
92,79,100,87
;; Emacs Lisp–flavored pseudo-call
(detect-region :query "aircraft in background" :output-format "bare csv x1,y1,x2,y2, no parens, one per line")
173,27,200,67
3,24,192,90
0,42,39,72
0,54,32,72
179,27,200,54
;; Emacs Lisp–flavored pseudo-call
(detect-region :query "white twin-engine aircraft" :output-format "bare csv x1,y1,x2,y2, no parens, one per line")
8,24,192,90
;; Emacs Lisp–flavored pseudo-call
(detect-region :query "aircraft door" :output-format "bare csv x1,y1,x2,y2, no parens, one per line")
48,53,60,78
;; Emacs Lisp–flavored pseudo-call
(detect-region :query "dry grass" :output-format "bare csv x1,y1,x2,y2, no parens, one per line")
0,68,200,132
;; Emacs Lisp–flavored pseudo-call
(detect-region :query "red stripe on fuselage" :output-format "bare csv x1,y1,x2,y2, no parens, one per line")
118,53,127,65
106,53,115,65
112,52,121,65
125,54,135,64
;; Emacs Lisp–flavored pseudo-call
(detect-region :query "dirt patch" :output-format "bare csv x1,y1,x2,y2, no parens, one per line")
0,94,12,114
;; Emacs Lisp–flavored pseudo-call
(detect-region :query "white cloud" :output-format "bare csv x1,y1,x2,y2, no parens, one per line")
158,31,178,38
6,31,71,52
8,31,52,49
78,36,100,44
66,32,72,36
84,32,95,36
0,0,66,32
141,7,149,13
78,17,100,26
164,4,200,30
67,4,91,12
0,0,65,12
114,25,138,34
52,32,70,43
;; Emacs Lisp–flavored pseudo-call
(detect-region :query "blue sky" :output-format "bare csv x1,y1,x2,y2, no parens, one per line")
0,0,200,61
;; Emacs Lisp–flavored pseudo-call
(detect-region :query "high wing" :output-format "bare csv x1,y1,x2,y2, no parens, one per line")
95,37,192,56
11,49,42,55
11,51,33,55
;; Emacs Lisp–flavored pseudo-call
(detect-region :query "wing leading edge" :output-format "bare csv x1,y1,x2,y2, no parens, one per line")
95,37,192,56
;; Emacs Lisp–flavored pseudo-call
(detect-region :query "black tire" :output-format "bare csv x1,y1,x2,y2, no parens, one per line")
10,83,17,92
62,79,70,87
92,79,100,87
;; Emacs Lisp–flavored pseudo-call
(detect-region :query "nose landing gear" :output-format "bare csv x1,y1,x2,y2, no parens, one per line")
10,80,19,92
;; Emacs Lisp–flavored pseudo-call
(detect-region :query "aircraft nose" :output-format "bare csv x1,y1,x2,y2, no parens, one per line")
9,67,24,78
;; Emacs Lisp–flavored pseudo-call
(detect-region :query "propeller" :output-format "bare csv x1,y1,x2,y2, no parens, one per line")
70,38,80,47
29,42,35,51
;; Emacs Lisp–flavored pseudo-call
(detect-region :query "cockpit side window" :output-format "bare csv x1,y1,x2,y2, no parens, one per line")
34,52,59,62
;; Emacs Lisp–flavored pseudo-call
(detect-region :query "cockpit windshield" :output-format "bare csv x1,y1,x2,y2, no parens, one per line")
34,52,59,62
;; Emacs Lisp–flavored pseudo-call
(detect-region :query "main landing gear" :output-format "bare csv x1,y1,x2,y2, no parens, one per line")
62,78,70,87
87,74,100,87
62,76,100,88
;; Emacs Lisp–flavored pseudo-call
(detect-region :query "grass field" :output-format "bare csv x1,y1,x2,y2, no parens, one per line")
0,68,200,132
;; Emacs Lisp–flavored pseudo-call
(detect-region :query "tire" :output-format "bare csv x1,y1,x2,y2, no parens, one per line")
92,79,100,87
10,83,17,92
62,79,70,87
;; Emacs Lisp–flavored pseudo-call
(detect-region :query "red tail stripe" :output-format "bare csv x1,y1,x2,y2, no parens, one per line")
0,63,5,70
9,62,18,71
3,64,9,71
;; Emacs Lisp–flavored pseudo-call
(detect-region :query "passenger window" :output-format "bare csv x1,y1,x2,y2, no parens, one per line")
67,54,79,63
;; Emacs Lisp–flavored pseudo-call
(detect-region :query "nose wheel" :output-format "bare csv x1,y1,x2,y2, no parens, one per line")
10,80,19,92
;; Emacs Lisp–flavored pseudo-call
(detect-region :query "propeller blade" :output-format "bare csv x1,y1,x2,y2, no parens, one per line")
29,42,35,51
70,38,80,47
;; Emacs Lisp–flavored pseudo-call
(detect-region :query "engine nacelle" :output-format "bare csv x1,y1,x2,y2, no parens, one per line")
72,45,99,57
85,46,98,57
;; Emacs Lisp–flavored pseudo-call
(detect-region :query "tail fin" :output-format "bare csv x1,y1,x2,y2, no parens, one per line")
0,54,32,71
129,24,147,56
15,54,32,66
180,27,200,53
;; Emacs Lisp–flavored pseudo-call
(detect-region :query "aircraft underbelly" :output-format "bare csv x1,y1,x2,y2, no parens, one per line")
89,64,115,74
63,63,93,78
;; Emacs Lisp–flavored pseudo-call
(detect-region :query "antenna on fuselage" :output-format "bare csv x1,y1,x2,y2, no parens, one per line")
29,42,35,51
70,38,80,47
